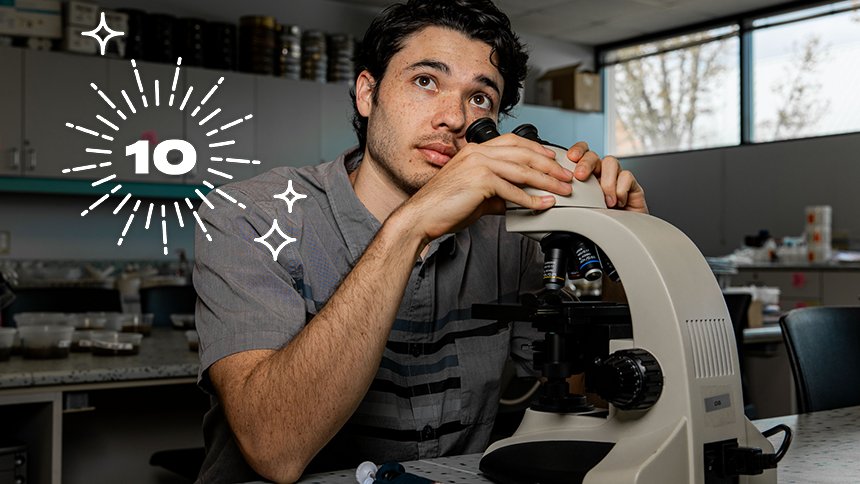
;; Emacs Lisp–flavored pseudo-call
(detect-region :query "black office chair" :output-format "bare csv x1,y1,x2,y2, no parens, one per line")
1,287,122,326
139,285,198,327
779,306,860,413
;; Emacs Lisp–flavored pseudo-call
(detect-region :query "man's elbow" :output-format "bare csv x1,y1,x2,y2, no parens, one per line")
236,436,307,484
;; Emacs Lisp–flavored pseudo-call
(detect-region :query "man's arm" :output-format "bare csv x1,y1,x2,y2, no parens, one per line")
209,213,428,484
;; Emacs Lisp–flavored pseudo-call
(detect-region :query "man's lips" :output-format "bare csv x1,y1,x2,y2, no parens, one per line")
417,143,456,167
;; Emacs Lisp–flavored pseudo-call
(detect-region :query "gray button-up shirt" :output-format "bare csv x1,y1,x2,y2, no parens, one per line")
193,147,544,483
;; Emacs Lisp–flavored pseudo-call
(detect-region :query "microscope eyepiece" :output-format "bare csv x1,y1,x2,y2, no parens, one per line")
511,123,540,142
466,117,501,144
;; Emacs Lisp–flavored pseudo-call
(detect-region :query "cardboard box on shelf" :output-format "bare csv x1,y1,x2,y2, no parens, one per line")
0,0,62,39
536,64,602,112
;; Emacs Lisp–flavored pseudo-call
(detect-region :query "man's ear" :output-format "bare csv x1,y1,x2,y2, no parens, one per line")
355,70,376,118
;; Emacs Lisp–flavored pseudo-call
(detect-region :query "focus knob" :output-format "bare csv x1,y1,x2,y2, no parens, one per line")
591,349,662,410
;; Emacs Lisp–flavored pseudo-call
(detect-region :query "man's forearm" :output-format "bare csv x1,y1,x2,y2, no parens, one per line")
215,211,428,483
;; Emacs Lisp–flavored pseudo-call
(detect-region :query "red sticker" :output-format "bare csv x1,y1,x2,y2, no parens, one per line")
141,130,158,145
792,272,806,287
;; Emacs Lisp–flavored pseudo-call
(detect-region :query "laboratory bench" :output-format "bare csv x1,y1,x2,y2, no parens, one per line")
0,328,204,484
294,405,860,484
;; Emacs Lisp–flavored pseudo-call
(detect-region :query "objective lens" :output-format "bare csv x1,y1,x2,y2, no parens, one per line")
569,236,602,282
542,247,567,291
597,246,620,283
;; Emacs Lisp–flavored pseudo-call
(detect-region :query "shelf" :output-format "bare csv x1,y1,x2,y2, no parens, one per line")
0,177,208,199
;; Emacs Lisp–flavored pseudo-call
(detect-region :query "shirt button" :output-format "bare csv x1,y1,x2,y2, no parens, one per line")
422,425,433,439
411,345,421,358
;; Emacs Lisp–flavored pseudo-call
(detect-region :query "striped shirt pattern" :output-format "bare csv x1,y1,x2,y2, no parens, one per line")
193,148,544,483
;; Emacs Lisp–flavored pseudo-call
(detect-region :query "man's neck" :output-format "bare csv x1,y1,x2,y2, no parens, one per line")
348,150,411,224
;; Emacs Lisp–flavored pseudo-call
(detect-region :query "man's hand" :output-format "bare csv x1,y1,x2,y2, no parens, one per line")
566,142,648,214
397,133,575,242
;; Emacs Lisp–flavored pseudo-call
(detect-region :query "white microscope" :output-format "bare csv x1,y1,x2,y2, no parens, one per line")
465,119,791,484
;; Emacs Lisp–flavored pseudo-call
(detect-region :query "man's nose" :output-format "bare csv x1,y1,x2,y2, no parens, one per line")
431,94,467,134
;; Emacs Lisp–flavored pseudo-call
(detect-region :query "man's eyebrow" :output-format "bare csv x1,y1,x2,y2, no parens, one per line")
405,59,450,75
475,75,501,98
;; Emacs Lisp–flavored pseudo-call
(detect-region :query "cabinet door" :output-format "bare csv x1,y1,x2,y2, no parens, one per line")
23,50,108,179
320,83,357,163
256,77,321,170
107,59,186,184
0,47,23,177
821,272,860,306
183,68,257,185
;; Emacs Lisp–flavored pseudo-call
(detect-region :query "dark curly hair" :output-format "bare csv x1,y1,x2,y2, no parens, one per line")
350,0,529,153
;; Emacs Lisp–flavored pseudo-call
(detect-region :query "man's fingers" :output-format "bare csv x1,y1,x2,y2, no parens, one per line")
573,150,601,181
493,178,557,211
567,141,590,161
484,158,572,196
598,156,620,207
468,145,572,182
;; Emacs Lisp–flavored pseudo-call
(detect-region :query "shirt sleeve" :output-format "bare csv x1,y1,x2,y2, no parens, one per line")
509,235,545,379
193,186,308,395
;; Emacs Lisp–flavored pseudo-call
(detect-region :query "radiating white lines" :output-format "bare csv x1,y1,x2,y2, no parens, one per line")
81,193,110,217
207,168,233,179
170,57,182,106
179,86,193,110
184,198,194,210
134,200,141,212
65,122,114,141
155,80,160,106
210,157,223,161
205,114,253,137
92,174,116,186
199,108,221,126
131,59,148,107
99,162,111,167
90,82,126,120
96,115,119,131
118,213,134,246
209,140,234,148
145,203,154,229
86,148,112,154
114,193,132,214
161,204,168,255
192,211,212,242
195,189,214,209
111,184,121,193
121,90,136,114
191,77,224,117
63,164,95,173
174,201,184,228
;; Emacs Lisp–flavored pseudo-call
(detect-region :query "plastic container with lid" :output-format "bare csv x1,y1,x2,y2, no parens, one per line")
0,327,16,361
69,312,112,330
14,312,74,327
18,325,74,359
109,313,154,336
170,313,195,330
91,331,143,356
185,330,199,352
71,330,103,352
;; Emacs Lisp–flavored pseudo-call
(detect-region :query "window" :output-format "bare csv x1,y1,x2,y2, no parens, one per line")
753,2,860,142
599,1,860,156
605,27,740,157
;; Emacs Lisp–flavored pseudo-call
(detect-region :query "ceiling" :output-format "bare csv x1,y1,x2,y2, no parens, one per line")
332,0,798,46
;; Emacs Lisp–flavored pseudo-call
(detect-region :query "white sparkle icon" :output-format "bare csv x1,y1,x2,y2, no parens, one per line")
82,12,125,56
273,180,307,213
254,219,297,261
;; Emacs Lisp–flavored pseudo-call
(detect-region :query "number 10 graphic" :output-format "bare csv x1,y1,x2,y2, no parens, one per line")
126,139,197,176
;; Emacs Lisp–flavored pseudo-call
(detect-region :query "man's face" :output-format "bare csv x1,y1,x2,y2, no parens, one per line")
357,26,504,196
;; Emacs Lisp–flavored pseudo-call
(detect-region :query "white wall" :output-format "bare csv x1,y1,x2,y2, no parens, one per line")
620,132,860,257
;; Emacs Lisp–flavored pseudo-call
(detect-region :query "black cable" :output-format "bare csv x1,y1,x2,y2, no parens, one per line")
762,424,793,463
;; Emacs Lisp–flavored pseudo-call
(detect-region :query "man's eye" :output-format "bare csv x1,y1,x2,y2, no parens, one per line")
415,76,436,90
471,94,491,109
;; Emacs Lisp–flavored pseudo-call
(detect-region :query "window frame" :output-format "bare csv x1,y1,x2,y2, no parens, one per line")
595,0,858,156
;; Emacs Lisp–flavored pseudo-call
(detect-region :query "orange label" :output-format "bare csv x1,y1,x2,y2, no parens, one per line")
814,233,821,242
808,214,814,223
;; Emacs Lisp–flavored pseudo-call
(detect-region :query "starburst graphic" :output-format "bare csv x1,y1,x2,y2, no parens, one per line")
64,57,263,255
273,180,307,213
82,12,125,56
254,219,297,261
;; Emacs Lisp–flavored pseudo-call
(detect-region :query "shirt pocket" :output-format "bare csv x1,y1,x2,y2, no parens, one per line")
456,324,511,425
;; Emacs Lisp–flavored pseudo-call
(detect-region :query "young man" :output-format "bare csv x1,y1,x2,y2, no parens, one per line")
193,1,647,483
